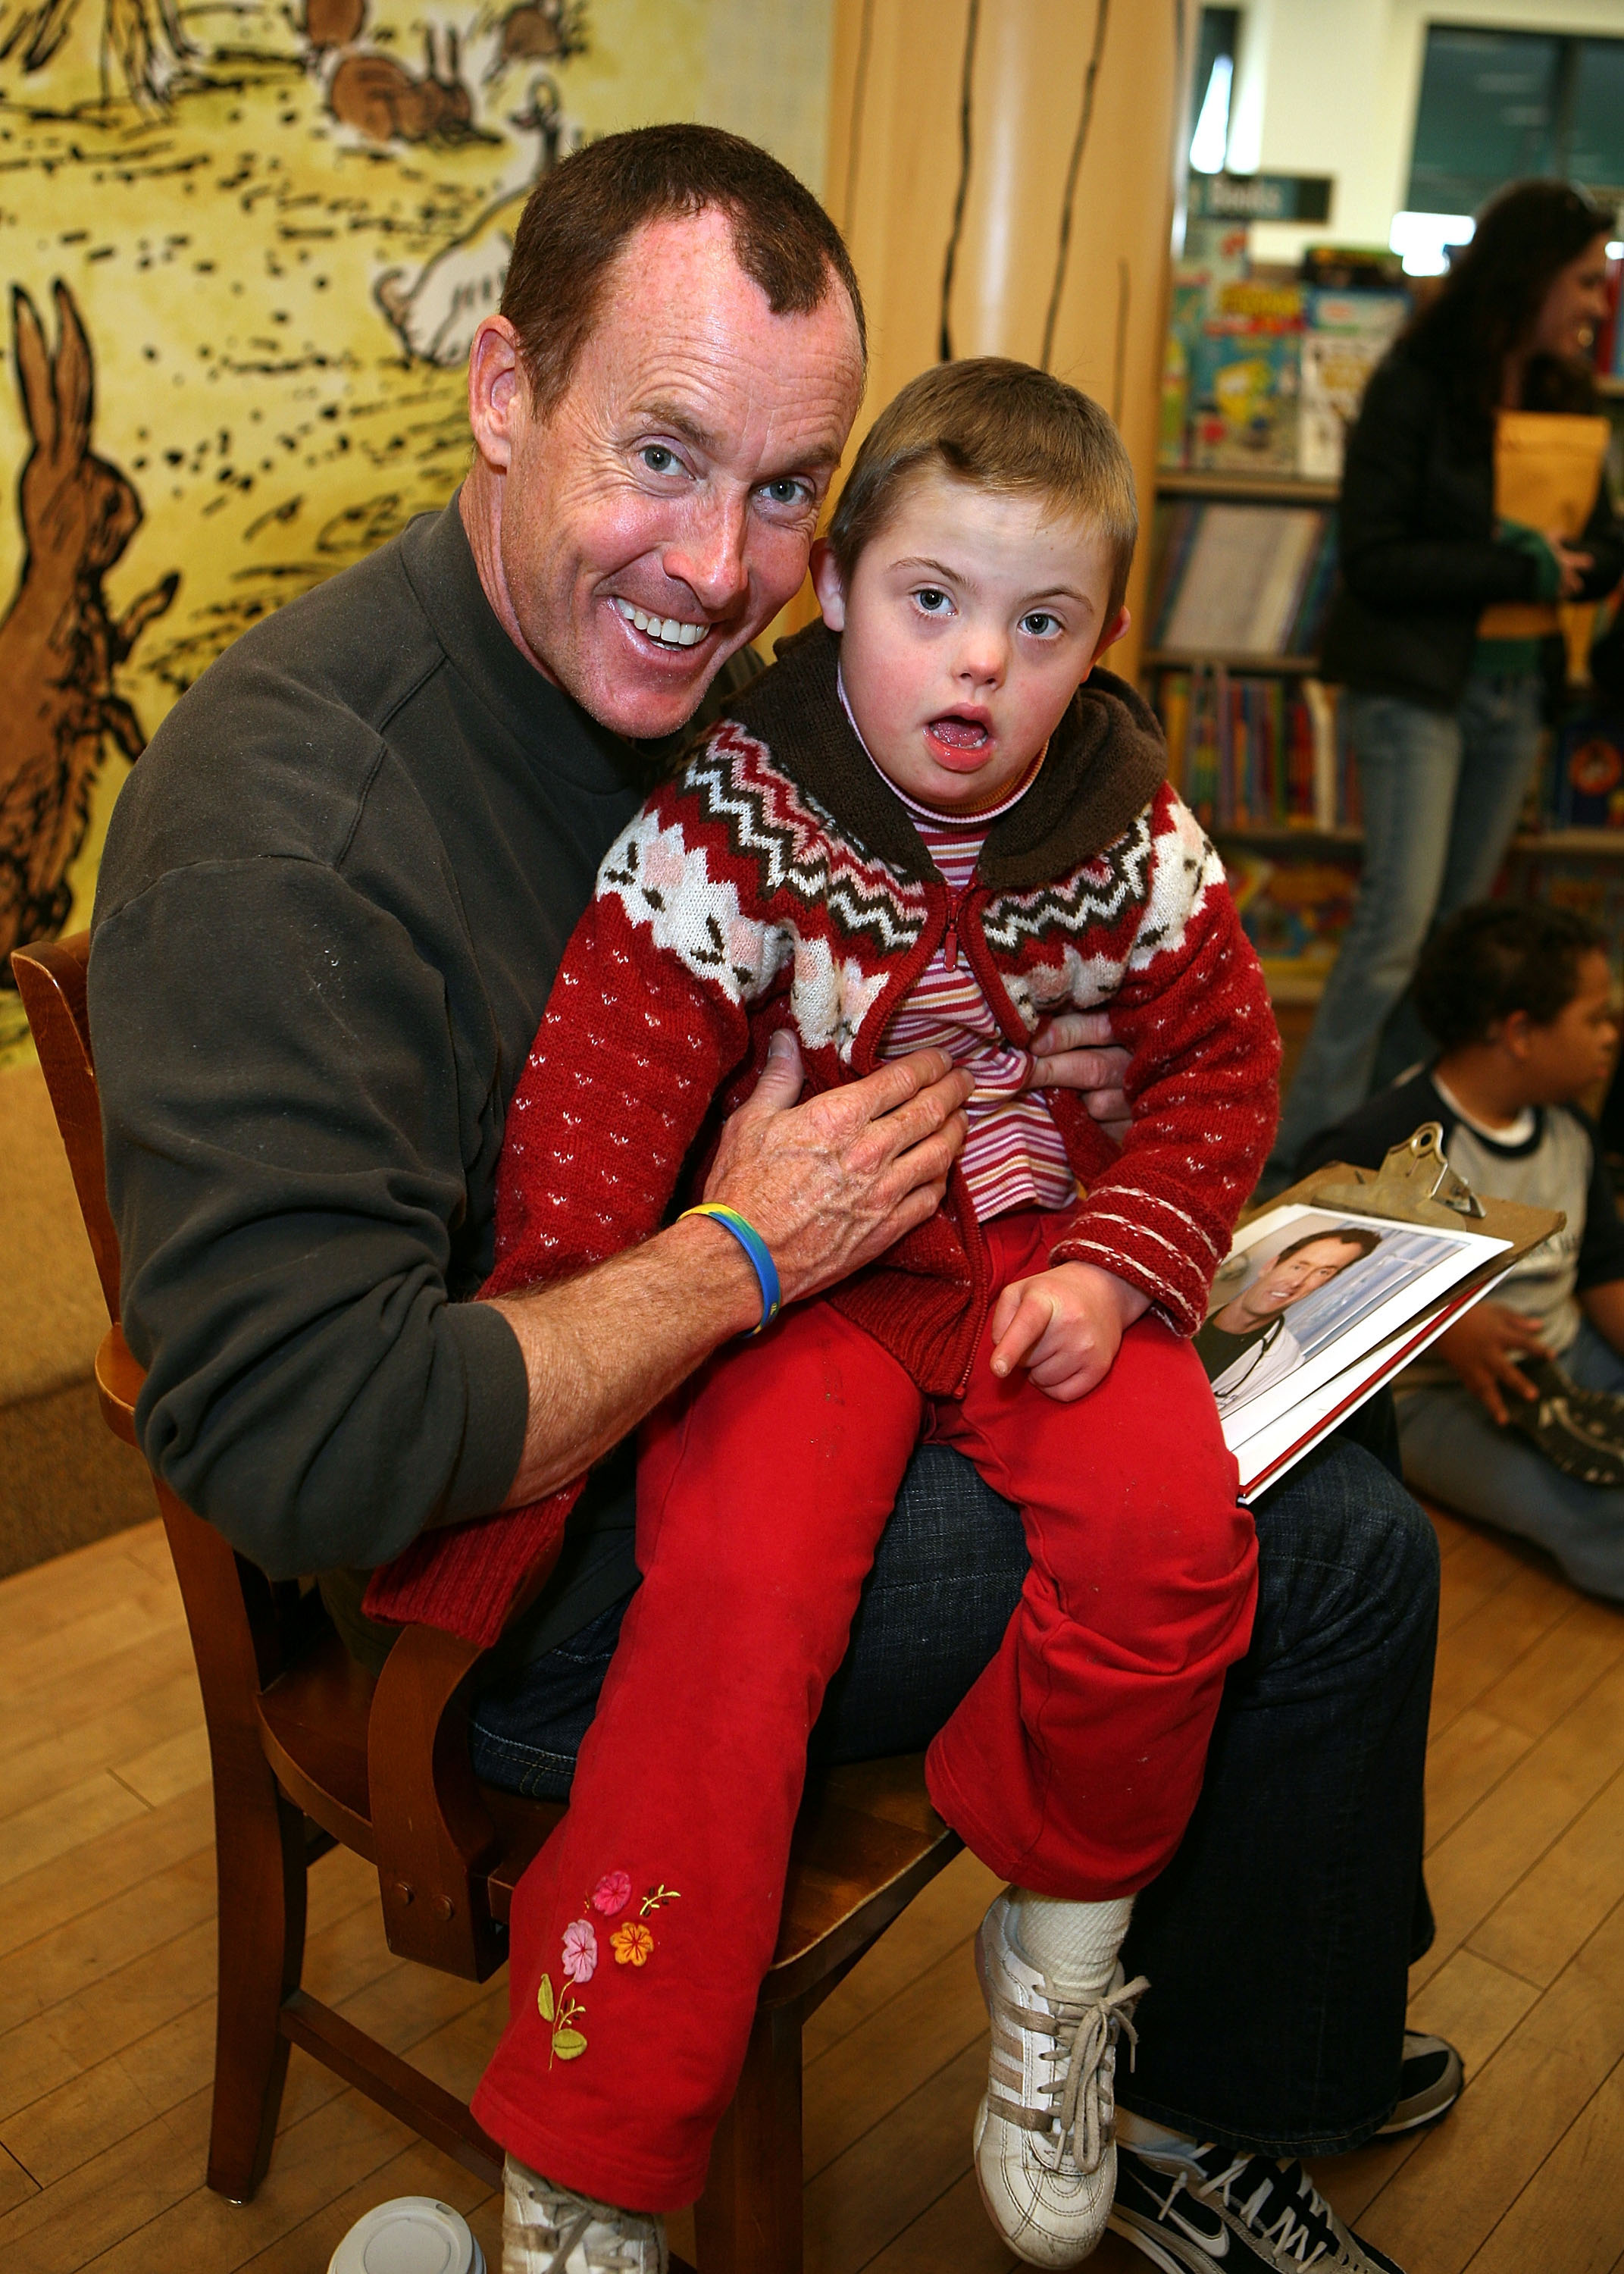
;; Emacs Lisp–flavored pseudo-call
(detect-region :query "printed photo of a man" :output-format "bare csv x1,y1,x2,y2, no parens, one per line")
1196,1224,1381,1413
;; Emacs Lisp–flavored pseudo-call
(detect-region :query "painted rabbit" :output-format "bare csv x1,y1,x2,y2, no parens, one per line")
0,280,177,978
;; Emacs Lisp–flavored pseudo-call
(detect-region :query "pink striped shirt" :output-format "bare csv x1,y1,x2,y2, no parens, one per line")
843,698,1075,1222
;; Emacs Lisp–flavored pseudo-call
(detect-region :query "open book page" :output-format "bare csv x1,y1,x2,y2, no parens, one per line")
1196,1201,1512,1487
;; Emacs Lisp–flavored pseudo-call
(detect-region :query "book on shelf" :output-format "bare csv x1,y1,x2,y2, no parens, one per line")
1223,846,1358,991
1159,246,1411,480
1544,707,1624,831
1149,500,1338,659
1297,290,1408,481
1149,666,1360,835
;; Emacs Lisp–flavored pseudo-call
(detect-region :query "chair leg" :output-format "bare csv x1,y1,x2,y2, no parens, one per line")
693,2001,803,2274
205,1758,309,2202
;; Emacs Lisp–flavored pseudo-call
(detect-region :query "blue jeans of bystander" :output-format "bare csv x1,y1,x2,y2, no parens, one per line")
1398,1316,1624,1601
1272,675,1544,1174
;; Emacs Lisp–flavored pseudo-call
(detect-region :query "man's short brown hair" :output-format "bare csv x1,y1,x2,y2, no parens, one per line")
826,359,1138,625
499,123,866,415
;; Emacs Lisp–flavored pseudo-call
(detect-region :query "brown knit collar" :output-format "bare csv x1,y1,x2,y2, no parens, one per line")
719,622,1166,891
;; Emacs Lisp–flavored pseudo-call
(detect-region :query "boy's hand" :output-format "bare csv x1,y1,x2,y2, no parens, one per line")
1438,1301,1549,1425
988,1261,1150,1402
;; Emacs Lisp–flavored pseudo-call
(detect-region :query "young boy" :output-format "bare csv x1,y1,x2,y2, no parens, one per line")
1303,901,1624,1599
368,360,1280,2270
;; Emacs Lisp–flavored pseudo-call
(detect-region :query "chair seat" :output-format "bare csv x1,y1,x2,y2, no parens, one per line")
258,1630,959,2006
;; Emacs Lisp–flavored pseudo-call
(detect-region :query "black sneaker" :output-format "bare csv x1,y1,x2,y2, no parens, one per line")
1506,1356,1624,1484
1109,2141,1407,2272
1374,2031,1463,2135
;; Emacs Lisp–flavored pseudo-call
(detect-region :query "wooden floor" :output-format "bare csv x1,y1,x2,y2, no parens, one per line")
4,1508,1624,2274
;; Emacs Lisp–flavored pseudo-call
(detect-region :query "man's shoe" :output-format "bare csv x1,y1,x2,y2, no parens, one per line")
973,1892,1149,2266
1374,2031,1464,2135
503,2158,667,2273
1109,2141,1407,2272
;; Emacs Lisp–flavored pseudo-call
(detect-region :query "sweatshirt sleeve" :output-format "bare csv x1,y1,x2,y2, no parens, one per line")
91,855,530,1580
1048,796,1280,1331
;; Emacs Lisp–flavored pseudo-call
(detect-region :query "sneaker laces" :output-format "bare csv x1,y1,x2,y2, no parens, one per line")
987,1970,1149,2174
1180,2144,1349,2266
505,2188,664,2272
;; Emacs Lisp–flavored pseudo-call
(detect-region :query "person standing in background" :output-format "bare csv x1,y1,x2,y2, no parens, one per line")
1270,180,1624,1182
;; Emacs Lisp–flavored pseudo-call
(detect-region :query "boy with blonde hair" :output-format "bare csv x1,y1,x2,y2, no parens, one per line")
372,359,1282,2269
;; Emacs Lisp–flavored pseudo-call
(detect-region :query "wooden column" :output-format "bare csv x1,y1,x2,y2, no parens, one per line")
818,0,1194,673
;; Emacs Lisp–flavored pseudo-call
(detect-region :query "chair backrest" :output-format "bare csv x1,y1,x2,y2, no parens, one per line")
11,932,120,1322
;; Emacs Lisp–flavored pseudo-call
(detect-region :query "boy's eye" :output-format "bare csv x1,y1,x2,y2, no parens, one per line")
915,587,950,613
1020,610,1061,637
640,445,681,475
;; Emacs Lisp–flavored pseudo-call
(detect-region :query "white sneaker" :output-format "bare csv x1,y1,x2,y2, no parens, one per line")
974,1893,1148,2267
503,2158,668,2273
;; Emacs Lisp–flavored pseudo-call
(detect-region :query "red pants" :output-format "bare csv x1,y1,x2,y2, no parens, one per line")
473,1211,1256,2211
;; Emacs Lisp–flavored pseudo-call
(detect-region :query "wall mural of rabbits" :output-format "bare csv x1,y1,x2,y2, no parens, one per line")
0,0,831,1061
0,282,176,978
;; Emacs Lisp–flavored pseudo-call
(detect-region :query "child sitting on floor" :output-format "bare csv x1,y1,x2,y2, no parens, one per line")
369,359,1280,2271
1303,901,1624,1599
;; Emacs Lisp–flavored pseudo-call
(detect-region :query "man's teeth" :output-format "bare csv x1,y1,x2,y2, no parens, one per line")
613,597,707,649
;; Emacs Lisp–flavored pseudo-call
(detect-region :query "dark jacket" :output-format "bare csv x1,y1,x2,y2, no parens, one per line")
1319,343,1624,712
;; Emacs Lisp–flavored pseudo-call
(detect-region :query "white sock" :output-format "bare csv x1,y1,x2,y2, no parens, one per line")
1009,1889,1134,1998
1117,2108,1203,2160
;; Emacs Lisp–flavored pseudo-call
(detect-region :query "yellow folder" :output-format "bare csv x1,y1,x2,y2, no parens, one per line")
1478,409,1610,643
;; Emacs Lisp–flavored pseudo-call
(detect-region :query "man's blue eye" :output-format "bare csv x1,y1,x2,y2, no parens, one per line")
641,446,677,474
763,478,803,504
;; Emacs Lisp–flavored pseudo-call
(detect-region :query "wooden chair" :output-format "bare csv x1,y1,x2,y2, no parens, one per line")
14,930,963,2274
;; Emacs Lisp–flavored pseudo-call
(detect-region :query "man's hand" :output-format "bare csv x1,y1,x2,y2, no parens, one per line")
1027,1010,1131,1144
988,1259,1150,1402
1438,1301,1549,1425
703,1031,973,1305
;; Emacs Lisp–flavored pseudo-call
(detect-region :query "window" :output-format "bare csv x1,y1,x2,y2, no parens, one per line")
1190,7,1242,176
1408,26,1624,218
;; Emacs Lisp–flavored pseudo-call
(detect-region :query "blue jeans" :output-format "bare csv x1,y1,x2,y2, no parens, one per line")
1399,1317,1624,1601
1273,676,1544,1173
470,1408,1438,2156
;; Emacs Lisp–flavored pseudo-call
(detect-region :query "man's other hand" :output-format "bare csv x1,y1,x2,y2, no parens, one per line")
1027,1011,1131,1143
703,1032,973,1304
1438,1301,1549,1426
987,1260,1150,1402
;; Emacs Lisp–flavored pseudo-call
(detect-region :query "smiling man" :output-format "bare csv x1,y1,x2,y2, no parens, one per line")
86,127,1447,2274
1197,1226,1382,1412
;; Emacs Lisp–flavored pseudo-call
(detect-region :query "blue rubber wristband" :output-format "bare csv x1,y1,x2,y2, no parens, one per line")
681,1204,782,1335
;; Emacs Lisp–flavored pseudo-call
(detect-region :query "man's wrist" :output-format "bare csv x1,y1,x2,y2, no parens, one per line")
665,1209,771,1340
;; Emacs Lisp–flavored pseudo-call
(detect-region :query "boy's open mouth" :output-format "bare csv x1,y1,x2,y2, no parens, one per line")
926,712,991,755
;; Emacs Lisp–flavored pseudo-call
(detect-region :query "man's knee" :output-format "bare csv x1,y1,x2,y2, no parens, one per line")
1249,1438,1439,1674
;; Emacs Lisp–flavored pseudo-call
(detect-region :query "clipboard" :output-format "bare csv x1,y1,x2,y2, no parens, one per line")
1225,1123,1565,1496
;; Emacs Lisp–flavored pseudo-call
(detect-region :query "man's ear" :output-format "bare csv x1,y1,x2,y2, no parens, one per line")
810,537,848,631
467,314,527,474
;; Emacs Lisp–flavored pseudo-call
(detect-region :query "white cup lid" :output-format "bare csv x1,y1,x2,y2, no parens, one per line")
327,2197,485,2274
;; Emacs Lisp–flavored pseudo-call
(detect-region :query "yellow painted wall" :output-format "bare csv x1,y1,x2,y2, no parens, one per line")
0,0,831,1064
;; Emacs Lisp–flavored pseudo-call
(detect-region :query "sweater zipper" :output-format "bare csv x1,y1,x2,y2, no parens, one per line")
942,877,977,973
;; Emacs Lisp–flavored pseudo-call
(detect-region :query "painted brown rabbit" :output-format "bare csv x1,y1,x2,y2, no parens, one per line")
0,280,177,979
329,23,475,143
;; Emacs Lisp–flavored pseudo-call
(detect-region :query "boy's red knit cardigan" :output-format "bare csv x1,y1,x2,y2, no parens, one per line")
365,625,1280,1646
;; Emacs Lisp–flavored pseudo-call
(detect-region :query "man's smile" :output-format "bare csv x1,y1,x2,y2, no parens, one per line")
612,596,714,650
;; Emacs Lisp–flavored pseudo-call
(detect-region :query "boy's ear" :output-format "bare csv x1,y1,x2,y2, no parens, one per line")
1497,1009,1535,1060
810,538,847,631
1087,605,1131,670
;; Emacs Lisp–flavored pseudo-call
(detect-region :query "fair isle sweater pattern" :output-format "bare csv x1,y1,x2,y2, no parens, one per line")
364,627,1280,1646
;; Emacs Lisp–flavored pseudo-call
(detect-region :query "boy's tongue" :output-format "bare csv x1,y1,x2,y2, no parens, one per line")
929,714,987,750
